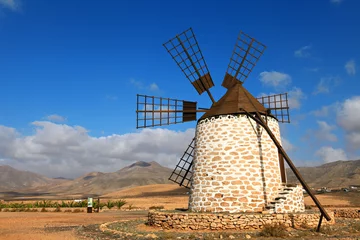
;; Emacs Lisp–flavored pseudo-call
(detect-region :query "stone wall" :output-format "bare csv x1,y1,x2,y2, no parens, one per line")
333,208,360,218
189,114,283,213
274,185,305,213
148,210,335,230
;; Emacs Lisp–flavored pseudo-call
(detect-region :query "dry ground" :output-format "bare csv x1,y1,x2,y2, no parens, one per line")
0,211,148,240
1,184,360,240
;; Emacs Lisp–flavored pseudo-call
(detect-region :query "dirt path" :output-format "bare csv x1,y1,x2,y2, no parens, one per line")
0,211,148,240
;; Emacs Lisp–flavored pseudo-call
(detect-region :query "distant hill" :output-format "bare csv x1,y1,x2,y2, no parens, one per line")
39,161,174,195
286,159,360,188
2,159,360,196
0,165,66,192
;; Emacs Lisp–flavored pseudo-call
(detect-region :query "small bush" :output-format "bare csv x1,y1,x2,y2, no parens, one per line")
149,205,164,210
31,208,38,212
305,205,312,210
106,200,115,209
64,209,72,213
115,199,127,209
259,223,288,237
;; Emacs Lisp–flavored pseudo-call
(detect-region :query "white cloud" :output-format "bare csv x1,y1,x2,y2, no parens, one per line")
345,59,356,76
294,45,311,58
314,121,337,142
130,79,160,92
330,0,344,4
282,137,296,152
315,146,347,163
313,76,341,95
0,0,20,11
0,121,195,178
149,83,159,91
259,71,291,87
336,96,360,149
46,114,66,122
288,87,306,109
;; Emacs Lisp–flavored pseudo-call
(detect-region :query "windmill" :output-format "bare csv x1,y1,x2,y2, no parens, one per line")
136,28,331,226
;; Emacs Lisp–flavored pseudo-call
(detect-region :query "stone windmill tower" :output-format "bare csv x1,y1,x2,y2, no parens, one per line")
136,28,331,222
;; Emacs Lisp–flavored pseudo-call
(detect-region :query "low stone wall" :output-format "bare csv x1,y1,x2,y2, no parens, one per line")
148,210,335,230
333,208,360,218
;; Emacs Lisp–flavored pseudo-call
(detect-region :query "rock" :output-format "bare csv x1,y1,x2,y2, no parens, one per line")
246,234,251,239
145,233,158,239
229,235,235,239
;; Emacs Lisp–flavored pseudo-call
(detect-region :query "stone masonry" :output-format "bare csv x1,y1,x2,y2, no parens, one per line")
189,114,285,213
148,210,335,230
273,185,305,213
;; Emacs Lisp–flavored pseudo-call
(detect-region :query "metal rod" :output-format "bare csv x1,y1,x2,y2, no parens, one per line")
176,36,215,104
242,109,331,221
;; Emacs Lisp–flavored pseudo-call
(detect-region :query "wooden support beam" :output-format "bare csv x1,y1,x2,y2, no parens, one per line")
241,110,331,221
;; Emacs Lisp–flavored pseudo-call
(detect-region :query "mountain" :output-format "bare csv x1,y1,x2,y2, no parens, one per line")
0,165,67,192
286,160,360,188
40,161,174,195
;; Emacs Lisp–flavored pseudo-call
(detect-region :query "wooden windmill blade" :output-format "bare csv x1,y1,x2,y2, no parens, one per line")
136,94,206,129
163,28,215,103
256,93,290,123
222,31,266,89
168,138,195,188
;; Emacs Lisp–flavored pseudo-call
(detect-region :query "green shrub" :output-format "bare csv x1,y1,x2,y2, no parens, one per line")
115,199,127,209
259,223,288,237
106,200,115,209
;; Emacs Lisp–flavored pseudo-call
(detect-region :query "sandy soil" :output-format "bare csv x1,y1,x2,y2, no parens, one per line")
0,211,148,240
304,194,351,206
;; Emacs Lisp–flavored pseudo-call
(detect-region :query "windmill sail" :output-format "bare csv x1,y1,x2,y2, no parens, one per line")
168,138,195,188
136,94,197,129
222,31,266,89
163,28,215,103
256,93,290,123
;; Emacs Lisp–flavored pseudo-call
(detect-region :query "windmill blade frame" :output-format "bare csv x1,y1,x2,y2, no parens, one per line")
256,93,290,123
163,28,215,103
222,31,266,89
136,94,199,129
168,137,195,188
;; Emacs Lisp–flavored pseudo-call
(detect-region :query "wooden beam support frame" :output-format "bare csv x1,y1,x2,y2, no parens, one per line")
241,108,331,222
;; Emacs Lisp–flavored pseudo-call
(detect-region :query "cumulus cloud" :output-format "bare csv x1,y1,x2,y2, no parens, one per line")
0,0,20,11
0,121,195,178
282,137,296,152
315,146,347,163
294,45,312,58
45,114,66,122
130,79,160,92
345,59,356,76
336,96,360,149
288,87,306,109
259,71,291,87
313,121,337,142
313,76,341,95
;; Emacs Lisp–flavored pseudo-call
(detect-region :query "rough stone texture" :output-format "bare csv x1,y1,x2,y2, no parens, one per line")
148,210,335,230
274,185,305,213
189,114,283,213
333,208,360,218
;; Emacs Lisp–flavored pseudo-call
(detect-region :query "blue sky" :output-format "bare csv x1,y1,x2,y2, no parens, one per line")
0,0,359,177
